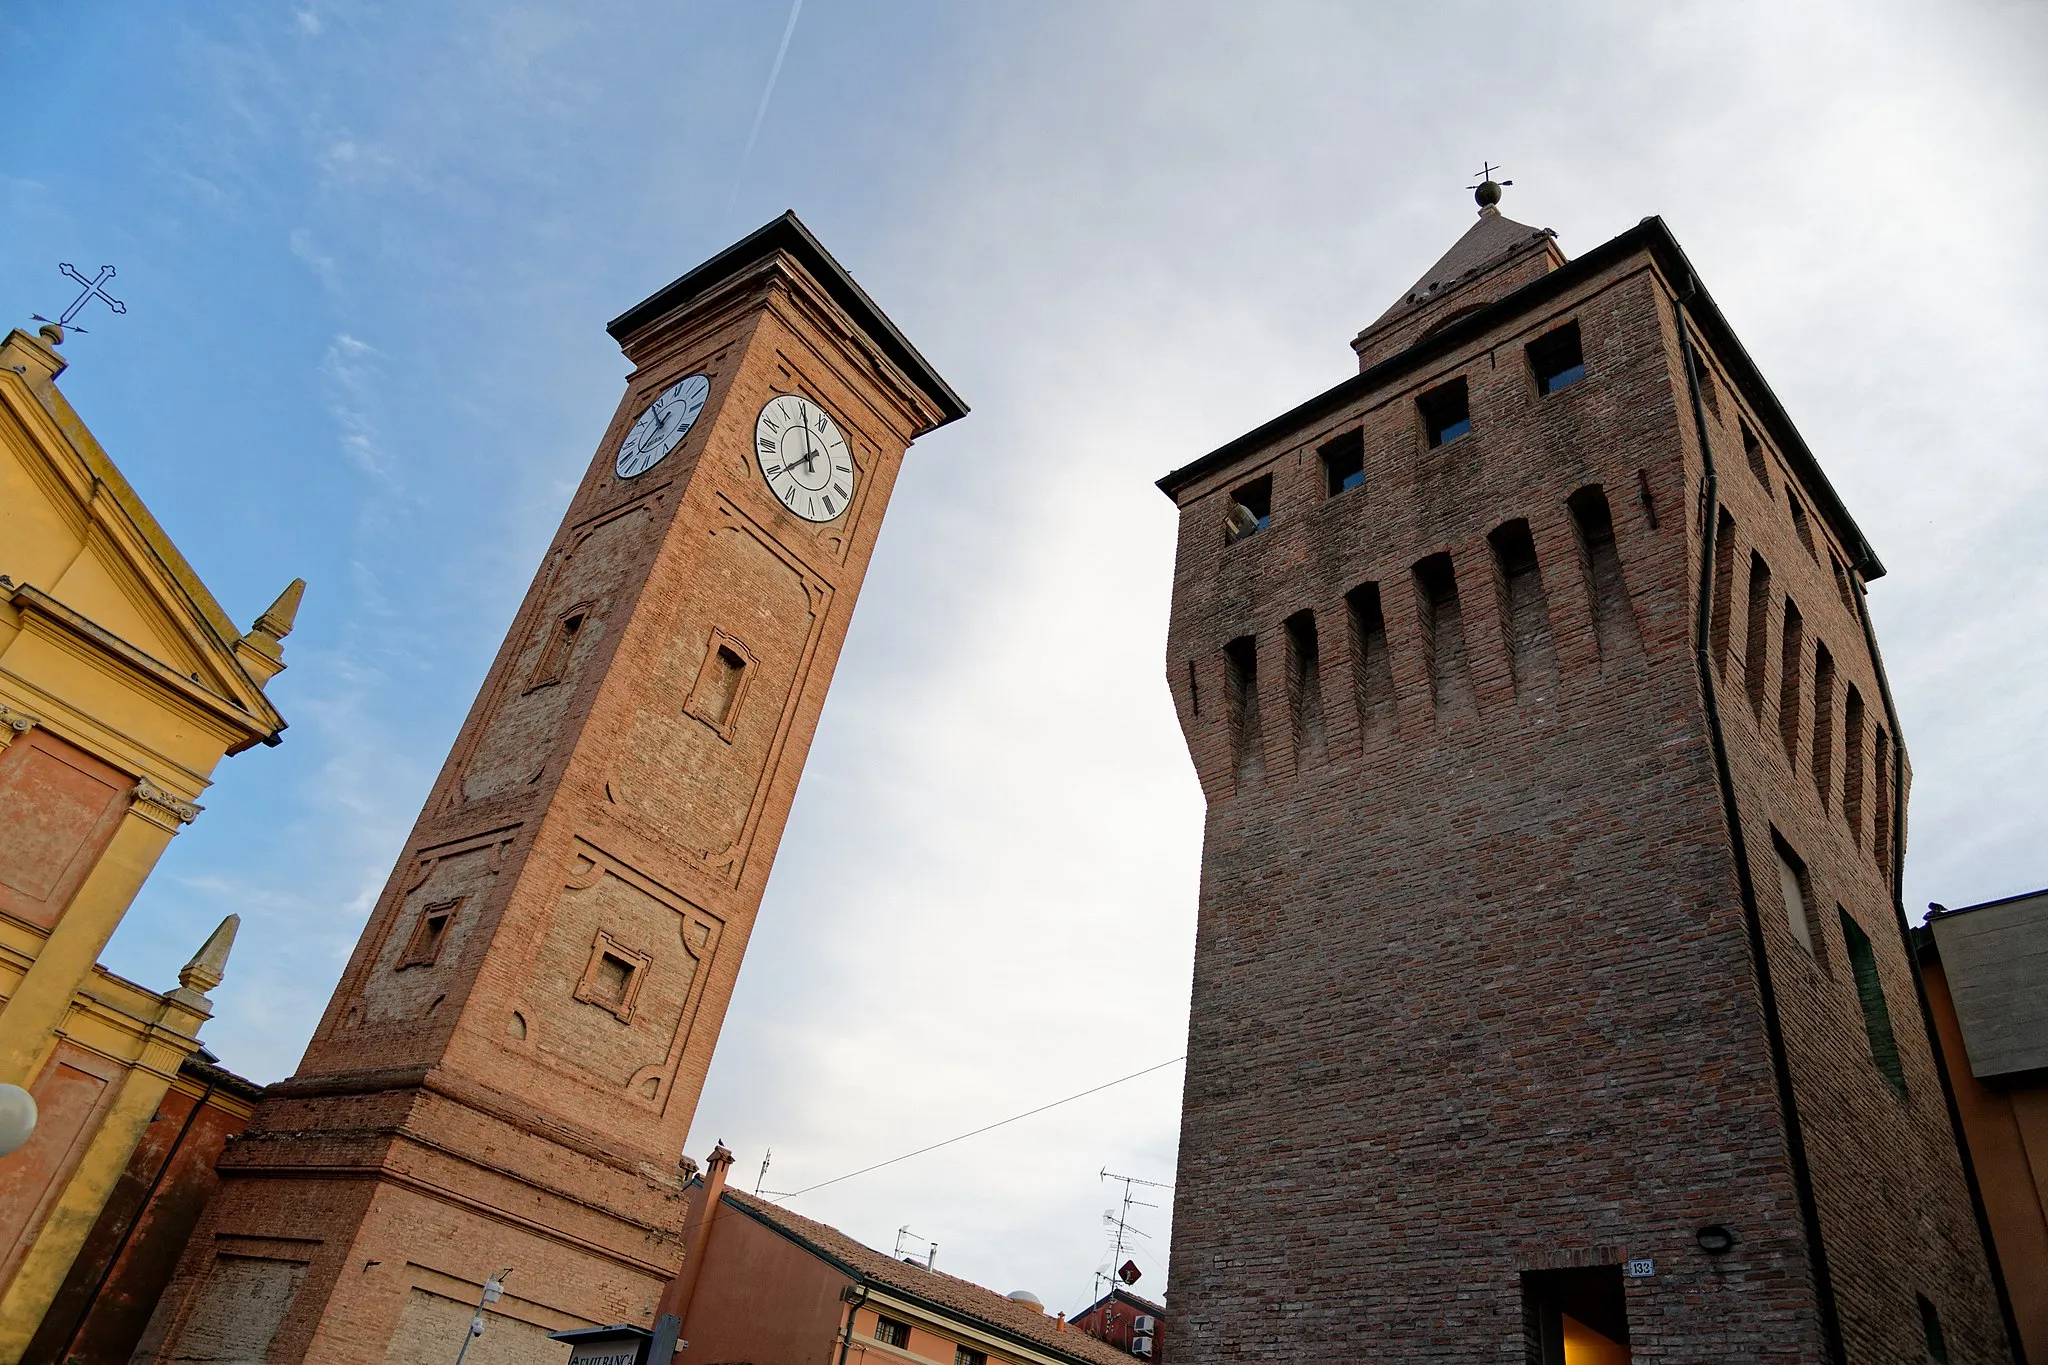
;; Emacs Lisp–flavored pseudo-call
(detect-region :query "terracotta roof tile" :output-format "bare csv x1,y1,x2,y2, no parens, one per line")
720,1190,1133,1365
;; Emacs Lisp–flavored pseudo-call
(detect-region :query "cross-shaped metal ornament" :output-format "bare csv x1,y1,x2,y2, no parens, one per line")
1468,162,1513,191
33,263,127,336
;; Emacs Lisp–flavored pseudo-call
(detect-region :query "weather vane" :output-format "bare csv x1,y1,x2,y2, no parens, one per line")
1468,163,1513,210
32,263,127,336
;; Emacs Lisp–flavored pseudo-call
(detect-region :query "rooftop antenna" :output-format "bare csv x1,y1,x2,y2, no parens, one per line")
1467,163,1513,213
32,263,127,337
1096,1168,1170,1301
891,1225,936,1271
754,1147,772,1195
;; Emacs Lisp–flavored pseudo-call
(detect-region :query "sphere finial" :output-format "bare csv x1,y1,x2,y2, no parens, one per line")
1469,162,1512,214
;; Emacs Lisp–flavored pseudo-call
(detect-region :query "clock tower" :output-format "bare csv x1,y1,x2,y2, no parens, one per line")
143,214,965,1365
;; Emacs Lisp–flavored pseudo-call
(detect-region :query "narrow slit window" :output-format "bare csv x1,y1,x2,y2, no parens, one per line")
1742,422,1773,497
529,604,591,691
1224,635,1260,779
1919,1295,1949,1365
1788,492,1817,559
1284,610,1324,763
398,899,461,969
1418,378,1472,447
1744,552,1772,714
1843,685,1866,847
1777,599,1804,765
1320,429,1366,496
1811,643,1836,810
1692,345,1721,418
1840,907,1907,1096
1346,582,1395,742
684,630,755,741
1710,510,1737,677
1224,474,1273,543
1830,553,1857,613
1527,320,1586,396
1873,728,1892,875
1772,830,1817,957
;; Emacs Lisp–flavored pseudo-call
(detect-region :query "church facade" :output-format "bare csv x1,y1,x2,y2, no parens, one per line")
1157,190,2016,1361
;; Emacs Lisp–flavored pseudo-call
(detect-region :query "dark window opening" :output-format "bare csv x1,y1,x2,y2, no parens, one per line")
1185,658,1200,716
1520,1265,1631,1365
685,632,755,740
1772,829,1817,958
592,952,634,1007
954,1350,987,1365
874,1318,911,1349
1419,378,1472,447
1919,1295,1949,1365
702,647,746,725
1742,422,1773,496
1743,552,1773,714
399,899,461,969
1528,320,1586,396
1224,474,1272,543
1812,643,1836,810
1778,599,1804,764
1224,635,1260,779
1320,429,1365,496
1841,907,1907,1096
1284,610,1324,764
575,931,649,1022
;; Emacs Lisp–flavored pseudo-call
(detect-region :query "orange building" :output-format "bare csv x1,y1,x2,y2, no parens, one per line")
1069,1286,1164,1360
652,1147,1130,1365
1918,889,2048,1362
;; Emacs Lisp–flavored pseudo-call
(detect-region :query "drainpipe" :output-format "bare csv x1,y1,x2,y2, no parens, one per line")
1847,582,2028,1363
1672,279,1844,1365
836,1282,870,1365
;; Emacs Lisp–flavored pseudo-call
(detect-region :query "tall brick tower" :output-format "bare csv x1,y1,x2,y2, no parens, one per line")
142,214,964,1364
1158,184,2017,1362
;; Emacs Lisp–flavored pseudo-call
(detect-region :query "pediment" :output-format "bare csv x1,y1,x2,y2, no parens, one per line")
0,329,285,743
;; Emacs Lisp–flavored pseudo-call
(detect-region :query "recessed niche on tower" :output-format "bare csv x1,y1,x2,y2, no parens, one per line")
1772,828,1818,958
528,602,593,692
1345,582,1396,744
1284,610,1324,765
1487,519,1556,699
1412,552,1474,715
1223,635,1261,780
1567,485,1640,666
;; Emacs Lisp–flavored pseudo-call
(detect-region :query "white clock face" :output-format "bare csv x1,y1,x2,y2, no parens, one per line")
615,373,711,479
755,394,855,522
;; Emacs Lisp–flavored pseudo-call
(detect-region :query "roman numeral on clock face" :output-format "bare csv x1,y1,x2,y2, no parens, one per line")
755,393,856,523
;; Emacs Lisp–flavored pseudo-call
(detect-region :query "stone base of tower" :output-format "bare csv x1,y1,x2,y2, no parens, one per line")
136,1076,685,1365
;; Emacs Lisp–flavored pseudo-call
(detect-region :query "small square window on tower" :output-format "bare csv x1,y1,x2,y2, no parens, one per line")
1527,320,1586,396
1224,474,1273,543
684,628,757,742
574,930,650,1023
527,602,594,692
1319,429,1366,496
397,899,462,969
1418,378,1471,447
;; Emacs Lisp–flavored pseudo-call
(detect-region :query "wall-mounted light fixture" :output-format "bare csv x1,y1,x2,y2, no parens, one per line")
1696,1225,1736,1255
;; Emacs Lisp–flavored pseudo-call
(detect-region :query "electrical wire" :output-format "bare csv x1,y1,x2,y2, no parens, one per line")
776,1055,1186,1199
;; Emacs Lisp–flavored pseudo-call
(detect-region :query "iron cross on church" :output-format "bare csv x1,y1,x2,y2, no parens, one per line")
39,263,127,334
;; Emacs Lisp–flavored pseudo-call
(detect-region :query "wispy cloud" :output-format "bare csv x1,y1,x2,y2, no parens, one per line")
319,332,388,479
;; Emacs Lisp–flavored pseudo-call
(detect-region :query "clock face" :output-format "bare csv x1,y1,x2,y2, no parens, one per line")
755,394,855,522
615,373,711,479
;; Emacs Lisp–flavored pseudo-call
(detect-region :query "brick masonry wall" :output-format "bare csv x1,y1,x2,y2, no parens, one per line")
1160,245,2006,1361
142,250,953,1364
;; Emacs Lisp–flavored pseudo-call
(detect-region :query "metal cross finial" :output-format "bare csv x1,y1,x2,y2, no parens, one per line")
34,263,127,336
1467,164,1513,210
1475,162,1502,184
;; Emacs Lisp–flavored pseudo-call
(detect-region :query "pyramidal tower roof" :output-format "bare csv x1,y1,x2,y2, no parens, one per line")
1354,179,1566,364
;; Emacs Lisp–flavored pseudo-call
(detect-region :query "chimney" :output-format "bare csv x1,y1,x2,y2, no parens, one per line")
651,1142,734,1357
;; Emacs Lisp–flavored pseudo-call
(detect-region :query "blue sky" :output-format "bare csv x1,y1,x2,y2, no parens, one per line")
5,0,2044,1315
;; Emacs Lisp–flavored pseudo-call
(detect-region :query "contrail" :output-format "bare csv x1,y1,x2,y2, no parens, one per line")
727,0,806,219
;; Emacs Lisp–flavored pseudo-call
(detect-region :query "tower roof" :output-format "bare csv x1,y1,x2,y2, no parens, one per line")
1371,204,1561,327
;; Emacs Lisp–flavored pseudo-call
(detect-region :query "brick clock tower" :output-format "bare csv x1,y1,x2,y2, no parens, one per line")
143,214,964,1364
1158,185,2018,1361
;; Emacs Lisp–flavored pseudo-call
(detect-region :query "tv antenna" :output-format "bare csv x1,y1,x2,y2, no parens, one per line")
892,1225,937,1272
1096,1168,1170,1299
33,263,127,336
754,1148,772,1195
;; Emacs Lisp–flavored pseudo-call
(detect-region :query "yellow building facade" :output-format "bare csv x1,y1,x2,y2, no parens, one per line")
0,323,296,1364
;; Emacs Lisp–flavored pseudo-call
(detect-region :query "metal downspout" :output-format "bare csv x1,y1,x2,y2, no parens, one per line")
1673,281,1845,1364
1848,582,2028,1363
837,1281,869,1365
